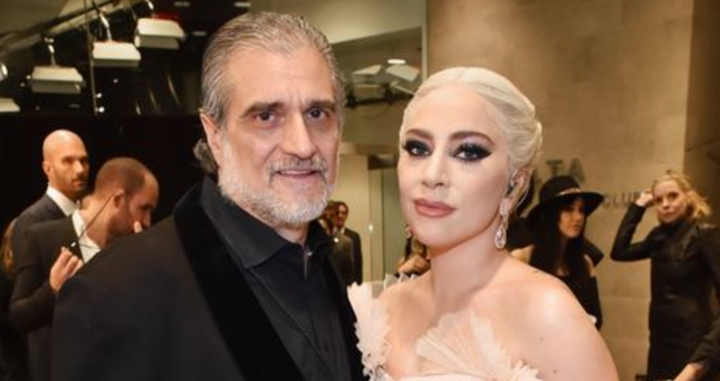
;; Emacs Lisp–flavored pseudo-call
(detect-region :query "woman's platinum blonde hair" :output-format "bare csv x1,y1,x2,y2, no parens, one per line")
400,67,543,198
652,170,712,220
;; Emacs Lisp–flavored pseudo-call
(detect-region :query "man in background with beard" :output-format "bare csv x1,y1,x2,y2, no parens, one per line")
12,129,90,266
51,11,364,381
11,157,158,381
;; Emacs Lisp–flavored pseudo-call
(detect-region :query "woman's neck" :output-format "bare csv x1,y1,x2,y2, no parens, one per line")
557,235,569,274
425,229,507,314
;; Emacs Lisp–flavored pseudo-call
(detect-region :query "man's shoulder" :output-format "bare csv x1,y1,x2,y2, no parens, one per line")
344,227,360,238
101,217,182,262
16,194,62,222
25,215,72,236
78,217,190,292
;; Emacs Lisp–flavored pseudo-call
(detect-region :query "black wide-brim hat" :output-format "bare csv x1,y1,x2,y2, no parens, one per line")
526,176,604,230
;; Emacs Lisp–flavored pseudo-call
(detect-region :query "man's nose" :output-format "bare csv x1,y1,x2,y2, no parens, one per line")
280,115,315,158
72,160,85,174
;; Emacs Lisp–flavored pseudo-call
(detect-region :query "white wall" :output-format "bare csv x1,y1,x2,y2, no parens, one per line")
254,0,425,44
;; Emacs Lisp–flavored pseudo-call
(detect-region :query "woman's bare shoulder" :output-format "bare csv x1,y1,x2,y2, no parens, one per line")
490,259,618,380
379,273,429,310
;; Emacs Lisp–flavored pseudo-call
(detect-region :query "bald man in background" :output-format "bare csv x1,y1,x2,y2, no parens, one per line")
11,130,89,266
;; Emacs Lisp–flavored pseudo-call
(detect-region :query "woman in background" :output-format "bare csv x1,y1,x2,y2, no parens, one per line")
513,175,605,329
396,226,430,277
0,219,27,381
611,170,720,381
349,67,617,380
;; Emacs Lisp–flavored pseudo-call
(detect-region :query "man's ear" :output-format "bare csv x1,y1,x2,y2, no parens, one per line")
42,160,52,177
111,190,126,208
200,113,223,166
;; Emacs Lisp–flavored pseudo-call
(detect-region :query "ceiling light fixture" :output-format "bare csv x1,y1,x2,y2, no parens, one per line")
134,1,186,50
30,38,84,94
135,18,185,49
0,98,20,113
93,12,141,68
385,63,420,83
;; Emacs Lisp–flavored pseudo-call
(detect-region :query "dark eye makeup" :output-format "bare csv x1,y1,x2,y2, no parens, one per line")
452,142,491,162
401,139,431,157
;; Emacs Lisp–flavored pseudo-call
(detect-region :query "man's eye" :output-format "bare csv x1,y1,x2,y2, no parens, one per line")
453,143,490,162
402,140,430,157
256,111,274,122
306,108,326,120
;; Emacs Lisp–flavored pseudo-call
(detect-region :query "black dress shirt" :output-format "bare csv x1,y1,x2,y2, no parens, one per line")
200,181,352,381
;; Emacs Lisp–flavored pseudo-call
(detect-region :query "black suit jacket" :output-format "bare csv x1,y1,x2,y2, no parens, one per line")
51,183,365,381
343,228,363,284
11,194,66,267
10,217,81,381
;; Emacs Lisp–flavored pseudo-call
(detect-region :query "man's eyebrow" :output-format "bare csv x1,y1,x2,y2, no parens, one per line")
308,99,337,111
241,101,282,118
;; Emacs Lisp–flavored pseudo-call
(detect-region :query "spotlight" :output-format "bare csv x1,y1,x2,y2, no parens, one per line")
351,64,383,84
92,12,141,68
93,41,142,68
134,18,185,50
30,38,84,94
385,64,420,83
30,66,84,94
0,62,7,81
0,98,20,113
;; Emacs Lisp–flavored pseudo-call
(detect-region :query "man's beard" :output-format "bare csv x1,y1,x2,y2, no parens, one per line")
217,138,333,228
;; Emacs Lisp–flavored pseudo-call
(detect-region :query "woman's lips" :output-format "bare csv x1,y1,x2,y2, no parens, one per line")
414,199,456,218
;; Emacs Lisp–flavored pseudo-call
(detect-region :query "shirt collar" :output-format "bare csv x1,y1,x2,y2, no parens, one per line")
199,178,331,269
71,209,102,262
47,185,78,216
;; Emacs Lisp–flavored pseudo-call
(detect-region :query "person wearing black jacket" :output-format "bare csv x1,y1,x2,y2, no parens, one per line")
512,175,606,329
611,170,720,381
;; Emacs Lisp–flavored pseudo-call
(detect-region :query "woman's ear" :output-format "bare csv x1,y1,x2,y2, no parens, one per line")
505,169,528,202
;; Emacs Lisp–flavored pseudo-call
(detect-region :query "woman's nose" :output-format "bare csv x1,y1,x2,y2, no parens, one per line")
421,154,448,188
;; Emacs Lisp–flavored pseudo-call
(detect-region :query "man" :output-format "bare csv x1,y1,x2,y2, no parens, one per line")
11,129,89,265
321,201,356,286
10,157,158,381
334,201,363,284
52,12,364,381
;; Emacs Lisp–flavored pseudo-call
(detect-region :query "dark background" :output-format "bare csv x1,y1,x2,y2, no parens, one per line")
0,0,246,232
0,114,205,232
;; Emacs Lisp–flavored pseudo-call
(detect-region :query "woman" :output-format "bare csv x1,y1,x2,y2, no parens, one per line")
397,226,430,277
0,219,27,381
349,67,617,380
611,170,720,381
513,176,605,329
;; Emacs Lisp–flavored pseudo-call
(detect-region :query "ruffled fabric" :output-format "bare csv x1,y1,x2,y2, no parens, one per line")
414,310,541,381
347,282,390,380
348,277,543,381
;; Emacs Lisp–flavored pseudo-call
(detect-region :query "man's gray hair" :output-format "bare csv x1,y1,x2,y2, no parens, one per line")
200,11,345,128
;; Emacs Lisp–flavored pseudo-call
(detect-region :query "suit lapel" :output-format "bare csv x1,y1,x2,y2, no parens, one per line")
173,185,305,381
320,253,366,381
40,194,66,220
59,218,83,259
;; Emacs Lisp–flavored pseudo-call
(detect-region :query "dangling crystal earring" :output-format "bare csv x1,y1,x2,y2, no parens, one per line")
495,203,509,249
